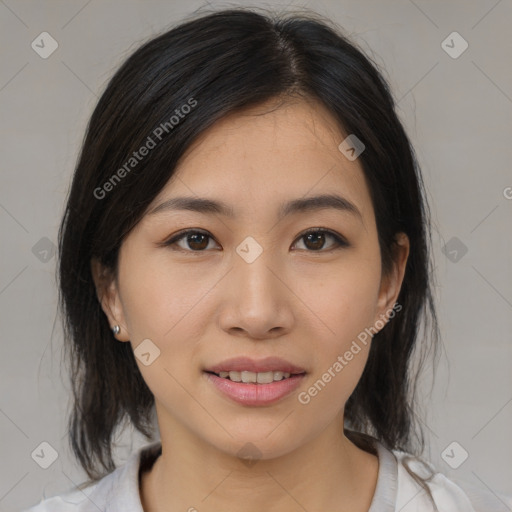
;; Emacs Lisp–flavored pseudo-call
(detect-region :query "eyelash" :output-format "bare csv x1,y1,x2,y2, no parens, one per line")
160,228,349,253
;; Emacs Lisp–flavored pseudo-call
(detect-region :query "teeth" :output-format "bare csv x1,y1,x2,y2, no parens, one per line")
241,371,257,383
256,371,274,384
217,370,293,382
230,371,241,382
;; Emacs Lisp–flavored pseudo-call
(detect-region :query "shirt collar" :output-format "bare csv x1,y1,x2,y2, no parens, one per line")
96,437,397,511
368,439,399,511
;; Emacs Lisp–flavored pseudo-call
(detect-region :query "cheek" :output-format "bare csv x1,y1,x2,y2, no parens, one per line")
297,250,382,342
296,250,381,401
117,249,219,403
117,259,209,410
118,243,212,339
298,274,377,415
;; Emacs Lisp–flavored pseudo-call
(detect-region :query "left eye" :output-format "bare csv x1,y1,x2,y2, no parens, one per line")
161,228,348,252
293,228,348,251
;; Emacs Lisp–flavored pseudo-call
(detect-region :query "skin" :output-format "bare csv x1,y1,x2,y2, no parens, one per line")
92,96,409,512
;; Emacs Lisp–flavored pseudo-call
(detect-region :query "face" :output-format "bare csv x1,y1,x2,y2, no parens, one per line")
93,96,409,460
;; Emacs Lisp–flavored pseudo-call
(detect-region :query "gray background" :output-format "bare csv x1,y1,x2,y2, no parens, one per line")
1,0,511,509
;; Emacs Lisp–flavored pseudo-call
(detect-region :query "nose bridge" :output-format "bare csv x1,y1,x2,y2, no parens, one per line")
234,234,279,301
219,233,293,337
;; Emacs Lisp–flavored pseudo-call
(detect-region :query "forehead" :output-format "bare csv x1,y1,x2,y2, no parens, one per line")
149,97,374,224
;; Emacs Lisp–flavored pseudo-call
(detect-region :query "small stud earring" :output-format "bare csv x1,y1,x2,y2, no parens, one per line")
112,325,120,335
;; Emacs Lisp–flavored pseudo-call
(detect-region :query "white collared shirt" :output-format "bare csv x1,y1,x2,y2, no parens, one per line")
23,439,512,511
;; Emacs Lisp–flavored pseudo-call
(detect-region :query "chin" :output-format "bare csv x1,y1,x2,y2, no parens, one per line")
208,428,304,462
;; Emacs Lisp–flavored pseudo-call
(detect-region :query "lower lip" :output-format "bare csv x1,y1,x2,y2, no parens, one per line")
205,372,306,406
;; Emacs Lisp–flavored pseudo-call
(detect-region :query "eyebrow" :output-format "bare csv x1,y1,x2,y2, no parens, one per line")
148,193,363,222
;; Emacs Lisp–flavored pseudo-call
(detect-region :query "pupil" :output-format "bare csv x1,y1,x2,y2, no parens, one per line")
189,233,208,250
305,232,325,250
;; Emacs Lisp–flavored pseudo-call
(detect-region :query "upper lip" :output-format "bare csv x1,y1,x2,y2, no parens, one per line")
205,356,306,374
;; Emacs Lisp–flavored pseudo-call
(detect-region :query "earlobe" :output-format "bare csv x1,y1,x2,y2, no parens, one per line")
90,258,130,341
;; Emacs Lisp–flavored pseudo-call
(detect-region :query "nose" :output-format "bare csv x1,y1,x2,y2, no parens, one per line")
217,246,294,340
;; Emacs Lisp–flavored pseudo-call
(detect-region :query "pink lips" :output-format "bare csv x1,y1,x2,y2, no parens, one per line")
204,356,307,406
205,372,306,406
205,356,306,375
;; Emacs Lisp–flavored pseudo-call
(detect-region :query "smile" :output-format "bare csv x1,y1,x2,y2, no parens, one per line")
204,371,306,406
213,370,301,383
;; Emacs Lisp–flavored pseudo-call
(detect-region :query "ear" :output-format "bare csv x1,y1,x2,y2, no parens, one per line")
374,232,410,327
90,258,130,342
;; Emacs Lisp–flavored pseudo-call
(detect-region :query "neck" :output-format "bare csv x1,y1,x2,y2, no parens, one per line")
140,412,379,512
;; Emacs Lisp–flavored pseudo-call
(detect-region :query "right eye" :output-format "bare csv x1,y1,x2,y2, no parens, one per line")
161,229,220,252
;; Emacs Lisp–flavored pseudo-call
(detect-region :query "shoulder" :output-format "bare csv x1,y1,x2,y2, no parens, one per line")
21,483,101,511
392,448,512,512
22,441,162,512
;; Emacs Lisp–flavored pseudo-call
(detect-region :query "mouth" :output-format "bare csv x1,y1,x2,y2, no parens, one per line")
203,356,307,406
204,371,307,406
204,369,306,384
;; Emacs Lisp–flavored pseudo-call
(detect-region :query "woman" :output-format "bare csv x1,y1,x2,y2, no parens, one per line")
25,7,511,512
